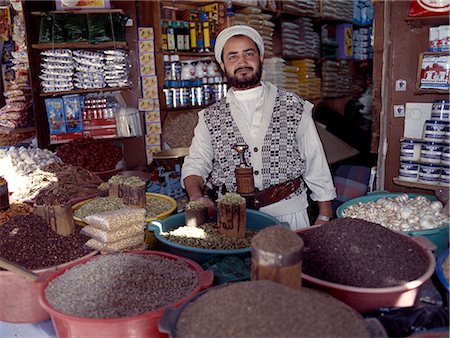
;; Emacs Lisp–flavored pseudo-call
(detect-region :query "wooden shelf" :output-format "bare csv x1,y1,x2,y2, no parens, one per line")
32,41,127,50
393,177,446,191
0,126,35,135
163,105,207,112
39,86,130,97
405,15,449,28
414,89,450,95
31,9,124,15
159,51,215,57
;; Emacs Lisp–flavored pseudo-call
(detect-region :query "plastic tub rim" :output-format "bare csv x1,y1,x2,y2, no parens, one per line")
148,209,281,255
38,250,213,324
436,248,450,291
72,192,177,226
297,227,436,294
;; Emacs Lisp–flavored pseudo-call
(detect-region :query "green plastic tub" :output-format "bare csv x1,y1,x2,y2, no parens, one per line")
336,192,449,256
148,210,281,263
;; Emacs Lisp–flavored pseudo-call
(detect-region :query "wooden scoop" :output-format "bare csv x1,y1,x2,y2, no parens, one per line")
0,256,40,281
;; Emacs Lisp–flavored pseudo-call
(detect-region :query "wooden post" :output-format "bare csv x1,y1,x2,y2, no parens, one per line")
185,206,208,227
108,183,120,198
119,183,146,208
251,225,304,289
34,202,75,236
217,200,246,238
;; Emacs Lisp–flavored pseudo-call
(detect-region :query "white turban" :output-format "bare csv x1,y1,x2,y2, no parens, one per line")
214,25,264,63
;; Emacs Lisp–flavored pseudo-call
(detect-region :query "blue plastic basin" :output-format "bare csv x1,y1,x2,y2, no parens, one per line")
436,248,450,292
336,192,449,256
148,209,281,263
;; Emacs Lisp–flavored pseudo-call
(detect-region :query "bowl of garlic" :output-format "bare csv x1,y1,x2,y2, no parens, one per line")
337,192,449,255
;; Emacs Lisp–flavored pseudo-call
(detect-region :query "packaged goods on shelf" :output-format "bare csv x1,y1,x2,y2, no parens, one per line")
289,59,321,100
321,60,351,97
419,54,450,90
321,0,353,22
39,48,130,94
281,19,320,59
353,27,372,60
281,0,319,16
262,57,286,88
353,0,374,26
428,25,450,52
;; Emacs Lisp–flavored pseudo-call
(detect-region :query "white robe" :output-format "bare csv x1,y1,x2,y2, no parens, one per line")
181,81,336,230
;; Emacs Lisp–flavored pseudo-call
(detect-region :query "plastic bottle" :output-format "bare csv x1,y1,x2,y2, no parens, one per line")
226,0,234,27
196,21,204,52
201,12,211,52
167,21,176,51
163,55,172,82
183,22,190,52
175,21,184,51
189,22,197,52
161,20,168,51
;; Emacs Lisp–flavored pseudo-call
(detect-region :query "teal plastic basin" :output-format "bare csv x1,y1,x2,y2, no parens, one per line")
336,192,449,256
436,249,450,292
148,210,281,263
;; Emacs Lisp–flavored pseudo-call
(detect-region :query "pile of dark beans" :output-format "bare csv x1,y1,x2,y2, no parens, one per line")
299,218,430,288
0,214,92,270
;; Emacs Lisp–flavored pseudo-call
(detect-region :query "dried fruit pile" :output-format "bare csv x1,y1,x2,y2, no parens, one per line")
56,138,122,172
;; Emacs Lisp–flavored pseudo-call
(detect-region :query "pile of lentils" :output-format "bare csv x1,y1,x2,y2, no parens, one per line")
299,218,430,288
0,214,91,270
160,222,257,250
176,280,369,338
45,253,199,318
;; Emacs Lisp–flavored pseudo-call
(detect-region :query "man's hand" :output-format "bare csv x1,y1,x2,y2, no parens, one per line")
193,196,215,218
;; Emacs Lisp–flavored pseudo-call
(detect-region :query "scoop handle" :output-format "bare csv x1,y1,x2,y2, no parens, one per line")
0,256,39,281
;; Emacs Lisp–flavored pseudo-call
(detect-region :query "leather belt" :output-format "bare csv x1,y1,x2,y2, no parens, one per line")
241,177,302,210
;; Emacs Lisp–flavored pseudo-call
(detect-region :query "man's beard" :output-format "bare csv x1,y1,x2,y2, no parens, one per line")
224,63,262,89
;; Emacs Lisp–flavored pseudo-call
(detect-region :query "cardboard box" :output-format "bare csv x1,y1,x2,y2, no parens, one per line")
49,132,83,144
83,128,117,139
83,118,117,130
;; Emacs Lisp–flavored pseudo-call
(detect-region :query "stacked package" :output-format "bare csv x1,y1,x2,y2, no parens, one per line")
0,87,32,129
321,0,353,22
283,65,300,94
103,49,129,87
262,58,286,88
289,59,321,100
281,0,319,16
39,49,130,94
40,49,74,93
353,0,374,26
232,7,274,57
353,27,372,60
73,50,105,90
281,20,320,59
82,208,147,253
321,60,351,98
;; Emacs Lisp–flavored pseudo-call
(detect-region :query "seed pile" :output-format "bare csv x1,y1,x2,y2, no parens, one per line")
45,253,199,318
299,218,430,288
0,202,34,225
74,197,127,219
251,225,303,254
35,191,71,205
176,280,369,338
0,214,91,270
146,196,173,218
161,222,257,250
107,175,146,187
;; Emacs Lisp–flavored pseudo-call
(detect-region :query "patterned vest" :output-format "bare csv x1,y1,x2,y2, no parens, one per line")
203,89,306,198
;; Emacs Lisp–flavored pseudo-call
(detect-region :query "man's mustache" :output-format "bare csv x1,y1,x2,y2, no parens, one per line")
234,66,253,74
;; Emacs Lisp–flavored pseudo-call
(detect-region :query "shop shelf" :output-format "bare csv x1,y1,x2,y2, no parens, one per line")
32,41,127,50
39,86,130,97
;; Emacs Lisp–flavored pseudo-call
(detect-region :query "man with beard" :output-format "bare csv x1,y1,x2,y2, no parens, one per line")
181,25,336,229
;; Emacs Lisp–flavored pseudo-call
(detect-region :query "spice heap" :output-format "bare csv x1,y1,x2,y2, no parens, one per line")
299,218,430,288
176,280,369,338
0,214,91,270
161,222,257,250
82,208,146,253
0,202,34,226
11,163,103,202
45,253,199,318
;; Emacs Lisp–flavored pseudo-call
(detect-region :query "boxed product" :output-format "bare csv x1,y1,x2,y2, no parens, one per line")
44,98,66,134
62,95,83,133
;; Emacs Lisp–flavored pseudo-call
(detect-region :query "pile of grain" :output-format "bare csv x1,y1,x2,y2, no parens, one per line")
299,218,430,288
176,280,369,338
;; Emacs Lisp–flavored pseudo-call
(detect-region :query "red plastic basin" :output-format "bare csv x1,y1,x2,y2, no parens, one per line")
297,227,436,313
39,250,214,338
0,250,98,323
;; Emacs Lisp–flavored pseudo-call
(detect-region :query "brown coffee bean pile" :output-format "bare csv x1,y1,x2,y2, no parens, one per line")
45,253,199,318
0,214,92,270
176,280,369,338
34,191,71,205
299,218,430,288
0,202,34,225
161,222,257,250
